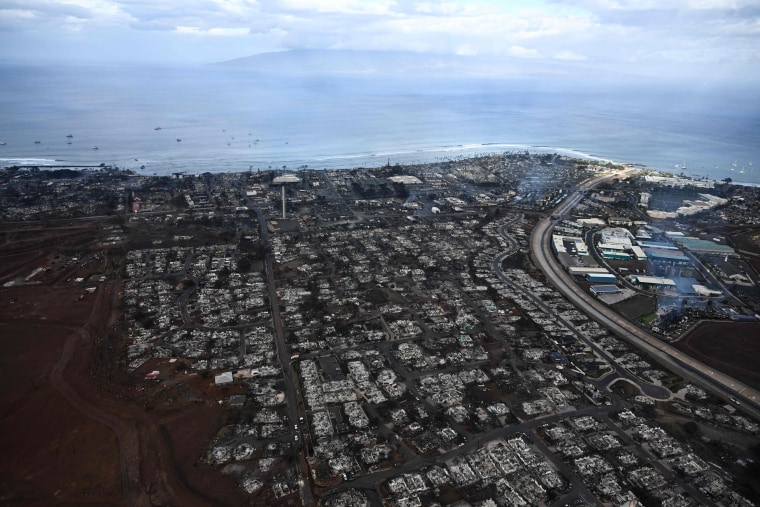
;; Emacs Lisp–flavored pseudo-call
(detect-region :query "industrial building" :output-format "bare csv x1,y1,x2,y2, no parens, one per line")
590,285,623,296
627,275,677,290
568,267,610,275
586,273,618,283
674,237,735,254
643,250,690,265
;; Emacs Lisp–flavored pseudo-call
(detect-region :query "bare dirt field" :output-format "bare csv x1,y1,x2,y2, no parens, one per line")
0,317,123,506
676,320,760,392
0,223,243,506
11,220,756,505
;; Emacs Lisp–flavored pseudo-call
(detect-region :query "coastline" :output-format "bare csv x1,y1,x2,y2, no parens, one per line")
1,143,621,173
3,144,757,188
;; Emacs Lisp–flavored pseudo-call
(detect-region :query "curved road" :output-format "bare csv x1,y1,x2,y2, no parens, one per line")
492,213,671,401
529,170,760,420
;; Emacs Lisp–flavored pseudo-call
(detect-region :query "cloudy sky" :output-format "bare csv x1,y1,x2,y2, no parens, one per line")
1,0,759,79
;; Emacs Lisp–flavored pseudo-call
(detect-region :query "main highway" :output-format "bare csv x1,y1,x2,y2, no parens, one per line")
530,169,760,420
492,213,671,401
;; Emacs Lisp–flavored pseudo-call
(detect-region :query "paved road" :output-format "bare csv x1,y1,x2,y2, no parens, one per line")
530,170,760,419
242,171,759,505
491,210,671,402
332,209,662,505
249,202,316,507
337,403,622,494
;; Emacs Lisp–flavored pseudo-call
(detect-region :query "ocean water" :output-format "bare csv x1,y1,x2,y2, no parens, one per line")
1,62,758,184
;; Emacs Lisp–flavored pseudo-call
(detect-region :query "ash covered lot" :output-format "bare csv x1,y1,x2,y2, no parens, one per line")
1,158,760,506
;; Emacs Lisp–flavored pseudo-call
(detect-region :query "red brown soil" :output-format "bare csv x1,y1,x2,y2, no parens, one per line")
676,321,760,392
0,224,244,506
0,318,122,506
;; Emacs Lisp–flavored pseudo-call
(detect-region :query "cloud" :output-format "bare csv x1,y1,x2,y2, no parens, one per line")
508,45,542,59
0,0,757,76
547,0,760,67
273,0,395,15
554,50,587,61
175,26,250,36
0,0,132,32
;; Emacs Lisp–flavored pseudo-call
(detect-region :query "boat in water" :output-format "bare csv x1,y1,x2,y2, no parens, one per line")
66,134,73,138
154,127,162,131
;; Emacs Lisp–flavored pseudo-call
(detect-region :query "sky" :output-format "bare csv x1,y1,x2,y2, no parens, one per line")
0,0,759,81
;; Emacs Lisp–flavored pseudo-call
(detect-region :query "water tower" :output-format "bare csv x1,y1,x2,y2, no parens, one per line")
272,174,301,219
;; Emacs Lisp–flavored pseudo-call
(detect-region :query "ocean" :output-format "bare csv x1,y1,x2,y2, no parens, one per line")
1,62,759,184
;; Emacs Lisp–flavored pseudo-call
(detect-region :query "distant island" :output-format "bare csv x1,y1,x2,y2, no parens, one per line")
214,48,627,82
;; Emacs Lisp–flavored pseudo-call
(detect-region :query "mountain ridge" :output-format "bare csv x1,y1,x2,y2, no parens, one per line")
213,48,593,80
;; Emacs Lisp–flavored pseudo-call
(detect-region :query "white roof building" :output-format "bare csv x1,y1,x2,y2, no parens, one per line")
388,175,423,185
628,275,676,287
630,246,647,259
577,218,607,227
600,228,635,248
272,175,301,184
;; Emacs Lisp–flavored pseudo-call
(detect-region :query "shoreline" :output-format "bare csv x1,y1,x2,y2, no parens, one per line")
3,148,759,187
1,143,626,172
